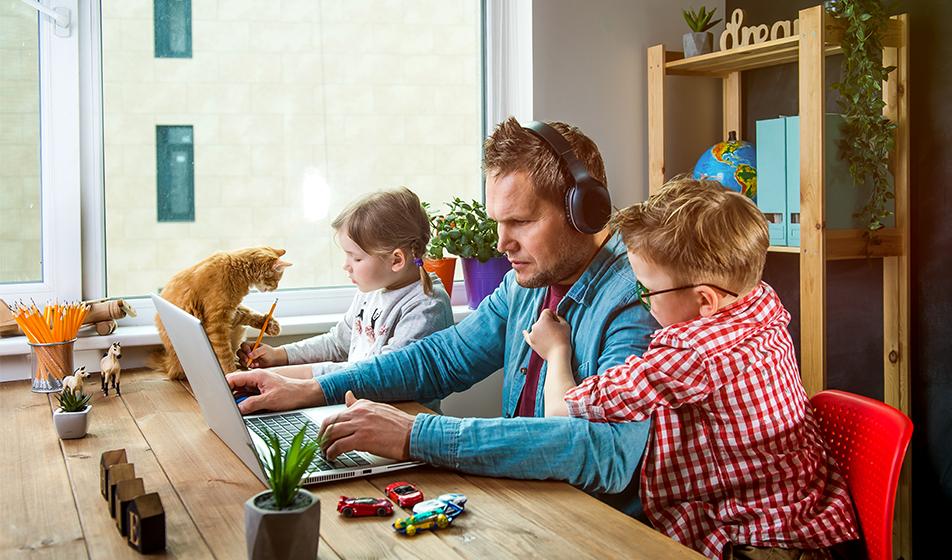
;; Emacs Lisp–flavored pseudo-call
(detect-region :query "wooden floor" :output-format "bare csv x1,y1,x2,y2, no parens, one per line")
1,369,702,559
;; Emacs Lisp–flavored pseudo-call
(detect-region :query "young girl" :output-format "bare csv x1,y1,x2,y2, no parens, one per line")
239,187,454,380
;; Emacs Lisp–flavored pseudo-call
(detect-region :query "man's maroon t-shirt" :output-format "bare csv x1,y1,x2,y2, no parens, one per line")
515,283,572,417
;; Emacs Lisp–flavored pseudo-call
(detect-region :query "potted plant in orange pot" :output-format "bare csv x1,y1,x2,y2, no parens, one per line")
422,202,457,298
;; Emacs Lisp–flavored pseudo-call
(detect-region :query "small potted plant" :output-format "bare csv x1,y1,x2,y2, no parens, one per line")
244,427,321,560
682,6,721,57
53,387,91,439
421,202,457,298
439,198,511,309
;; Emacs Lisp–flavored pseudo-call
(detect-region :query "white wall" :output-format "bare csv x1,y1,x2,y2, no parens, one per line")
532,0,724,207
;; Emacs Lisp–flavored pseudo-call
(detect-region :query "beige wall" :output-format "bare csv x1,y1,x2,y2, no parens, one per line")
0,1,41,284
102,0,483,296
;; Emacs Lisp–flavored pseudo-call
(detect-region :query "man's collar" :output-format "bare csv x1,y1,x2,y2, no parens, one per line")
565,233,625,306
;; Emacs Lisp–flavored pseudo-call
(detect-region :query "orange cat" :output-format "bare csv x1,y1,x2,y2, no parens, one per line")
154,247,291,380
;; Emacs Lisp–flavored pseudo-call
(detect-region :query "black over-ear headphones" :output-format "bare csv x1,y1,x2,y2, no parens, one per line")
523,121,612,234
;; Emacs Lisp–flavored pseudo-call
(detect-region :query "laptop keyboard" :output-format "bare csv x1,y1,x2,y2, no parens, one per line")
245,413,372,472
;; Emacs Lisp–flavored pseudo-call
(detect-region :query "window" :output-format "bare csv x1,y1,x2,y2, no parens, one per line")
156,126,194,222
100,1,485,299
154,0,191,59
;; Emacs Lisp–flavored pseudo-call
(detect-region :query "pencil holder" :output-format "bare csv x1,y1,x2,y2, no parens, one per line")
29,339,75,393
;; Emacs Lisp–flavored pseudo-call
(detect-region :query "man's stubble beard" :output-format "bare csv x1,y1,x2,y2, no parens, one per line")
513,237,592,289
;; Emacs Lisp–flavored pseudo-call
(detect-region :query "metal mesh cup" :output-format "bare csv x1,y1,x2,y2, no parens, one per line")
29,339,75,393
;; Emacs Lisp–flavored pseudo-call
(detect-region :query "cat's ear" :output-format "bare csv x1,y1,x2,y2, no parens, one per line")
273,259,292,271
272,248,287,257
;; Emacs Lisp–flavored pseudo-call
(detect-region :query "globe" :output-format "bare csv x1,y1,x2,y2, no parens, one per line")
692,132,757,200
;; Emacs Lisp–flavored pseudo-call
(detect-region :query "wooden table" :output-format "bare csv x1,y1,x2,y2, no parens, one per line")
1,369,702,559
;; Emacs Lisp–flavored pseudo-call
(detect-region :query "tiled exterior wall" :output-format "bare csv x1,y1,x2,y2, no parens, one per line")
0,1,41,284
102,0,482,295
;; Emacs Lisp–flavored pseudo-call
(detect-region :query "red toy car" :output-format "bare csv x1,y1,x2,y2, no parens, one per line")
385,481,424,508
337,496,393,517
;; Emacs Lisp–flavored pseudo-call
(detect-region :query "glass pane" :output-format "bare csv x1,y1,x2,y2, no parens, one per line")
154,0,191,58
0,0,41,284
156,125,194,222
101,0,483,296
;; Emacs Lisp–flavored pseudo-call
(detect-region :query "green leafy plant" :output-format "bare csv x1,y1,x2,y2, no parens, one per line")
255,426,321,510
683,6,721,33
426,198,503,263
55,387,90,412
422,201,450,260
828,0,897,232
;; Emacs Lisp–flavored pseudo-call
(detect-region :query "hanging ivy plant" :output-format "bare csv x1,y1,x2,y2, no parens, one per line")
827,0,897,232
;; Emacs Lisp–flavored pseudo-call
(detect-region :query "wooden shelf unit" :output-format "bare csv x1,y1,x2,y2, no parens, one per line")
647,6,910,558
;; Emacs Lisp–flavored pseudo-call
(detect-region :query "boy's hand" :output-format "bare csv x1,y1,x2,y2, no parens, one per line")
522,309,571,360
237,343,288,369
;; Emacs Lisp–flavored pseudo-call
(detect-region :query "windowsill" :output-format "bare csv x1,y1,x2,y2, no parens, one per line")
0,305,475,358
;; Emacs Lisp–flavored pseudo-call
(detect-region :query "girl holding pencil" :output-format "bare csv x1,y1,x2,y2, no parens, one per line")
237,187,453,383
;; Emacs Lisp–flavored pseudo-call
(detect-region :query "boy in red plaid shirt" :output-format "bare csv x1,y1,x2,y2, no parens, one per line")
524,178,859,559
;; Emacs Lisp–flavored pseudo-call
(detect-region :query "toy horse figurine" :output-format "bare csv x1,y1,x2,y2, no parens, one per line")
63,366,91,394
101,342,122,396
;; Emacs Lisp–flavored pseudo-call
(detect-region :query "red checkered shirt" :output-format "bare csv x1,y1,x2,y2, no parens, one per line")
564,282,858,559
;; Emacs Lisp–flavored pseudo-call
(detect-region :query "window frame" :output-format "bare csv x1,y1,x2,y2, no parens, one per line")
1,0,82,305
10,0,533,328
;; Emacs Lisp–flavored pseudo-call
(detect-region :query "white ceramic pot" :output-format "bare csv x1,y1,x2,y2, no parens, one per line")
53,405,90,439
245,489,320,560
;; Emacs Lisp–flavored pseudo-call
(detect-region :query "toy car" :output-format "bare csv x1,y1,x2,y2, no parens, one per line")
412,493,468,516
385,481,424,508
337,496,393,517
393,502,463,536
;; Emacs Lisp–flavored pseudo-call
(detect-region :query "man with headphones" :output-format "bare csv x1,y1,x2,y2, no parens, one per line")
228,118,658,515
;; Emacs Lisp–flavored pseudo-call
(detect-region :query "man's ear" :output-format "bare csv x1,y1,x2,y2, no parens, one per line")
390,248,407,272
696,286,721,318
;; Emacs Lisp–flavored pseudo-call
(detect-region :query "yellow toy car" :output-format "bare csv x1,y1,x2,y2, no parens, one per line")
392,502,462,536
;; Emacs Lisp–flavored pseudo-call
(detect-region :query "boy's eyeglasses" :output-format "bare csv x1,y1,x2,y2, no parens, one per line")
635,280,738,311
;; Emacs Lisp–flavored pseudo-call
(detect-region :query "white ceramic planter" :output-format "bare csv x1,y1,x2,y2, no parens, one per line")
245,489,320,560
53,405,90,439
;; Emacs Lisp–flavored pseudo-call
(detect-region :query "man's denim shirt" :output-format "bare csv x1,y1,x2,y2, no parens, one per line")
317,233,658,514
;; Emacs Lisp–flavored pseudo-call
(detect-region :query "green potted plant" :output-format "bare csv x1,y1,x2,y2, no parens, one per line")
682,6,721,57
53,387,91,439
438,198,511,309
244,427,321,560
421,202,457,298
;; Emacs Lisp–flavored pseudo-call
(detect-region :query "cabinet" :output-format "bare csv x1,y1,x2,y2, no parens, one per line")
647,5,910,557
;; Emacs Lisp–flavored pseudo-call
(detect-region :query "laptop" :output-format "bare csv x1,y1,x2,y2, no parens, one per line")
151,293,422,485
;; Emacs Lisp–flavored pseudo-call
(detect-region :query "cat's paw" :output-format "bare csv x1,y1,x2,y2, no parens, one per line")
265,319,281,336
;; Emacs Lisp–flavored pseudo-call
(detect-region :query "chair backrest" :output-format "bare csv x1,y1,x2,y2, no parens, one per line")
810,390,913,560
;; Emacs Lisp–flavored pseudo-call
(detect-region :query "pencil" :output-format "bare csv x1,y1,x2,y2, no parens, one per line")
245,299,278,368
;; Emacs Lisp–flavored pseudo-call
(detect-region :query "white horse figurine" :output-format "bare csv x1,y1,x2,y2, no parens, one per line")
62,366,91,394
100,342,122,396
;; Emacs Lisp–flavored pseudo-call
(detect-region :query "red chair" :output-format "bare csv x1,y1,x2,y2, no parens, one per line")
810,390,913,560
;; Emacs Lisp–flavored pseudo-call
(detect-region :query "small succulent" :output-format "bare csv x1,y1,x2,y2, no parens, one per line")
255,426,322,510
55,387,91,413
683,6,721,33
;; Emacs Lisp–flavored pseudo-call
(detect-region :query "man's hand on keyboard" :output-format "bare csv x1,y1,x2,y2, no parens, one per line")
318,391,414,462
226,369,325,414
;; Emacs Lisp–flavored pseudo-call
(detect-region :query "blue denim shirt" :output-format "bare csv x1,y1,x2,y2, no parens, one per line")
317,233,658,514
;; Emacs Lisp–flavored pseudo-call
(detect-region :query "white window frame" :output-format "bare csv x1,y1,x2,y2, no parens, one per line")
1,0,82,305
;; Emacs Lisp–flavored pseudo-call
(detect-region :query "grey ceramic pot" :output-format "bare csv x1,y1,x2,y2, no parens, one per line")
245,489,320,560
53,405,90,439
683,31,714,57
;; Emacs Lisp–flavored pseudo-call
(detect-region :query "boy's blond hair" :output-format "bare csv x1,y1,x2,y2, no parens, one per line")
612,176,769,293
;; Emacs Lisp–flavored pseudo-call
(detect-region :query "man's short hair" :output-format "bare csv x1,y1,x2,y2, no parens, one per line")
482,117,607,206
612,176,769,293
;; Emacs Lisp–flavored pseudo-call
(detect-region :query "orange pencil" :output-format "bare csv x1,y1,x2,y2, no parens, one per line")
245,299,278,368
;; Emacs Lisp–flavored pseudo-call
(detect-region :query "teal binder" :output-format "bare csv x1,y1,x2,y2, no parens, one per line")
786,117,801,247
755,117,787,246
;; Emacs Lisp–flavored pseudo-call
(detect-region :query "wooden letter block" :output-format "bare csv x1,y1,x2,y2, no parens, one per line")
113,478,145,537
106,463,135,518
127,493,165,554
100,449,127,500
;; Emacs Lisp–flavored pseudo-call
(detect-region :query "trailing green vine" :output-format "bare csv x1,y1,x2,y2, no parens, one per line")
827,0,897,232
